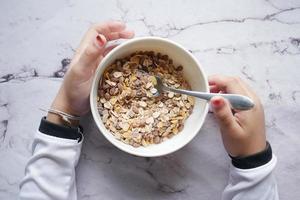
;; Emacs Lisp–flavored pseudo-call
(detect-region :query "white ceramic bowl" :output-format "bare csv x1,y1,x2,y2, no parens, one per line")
90,37,209,157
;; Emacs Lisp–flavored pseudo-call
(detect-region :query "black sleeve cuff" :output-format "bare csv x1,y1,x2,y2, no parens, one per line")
230,142,272,169
39,117,83,142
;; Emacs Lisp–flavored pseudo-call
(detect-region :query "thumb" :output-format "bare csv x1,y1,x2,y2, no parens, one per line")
78,34,107,69
211,96,238,131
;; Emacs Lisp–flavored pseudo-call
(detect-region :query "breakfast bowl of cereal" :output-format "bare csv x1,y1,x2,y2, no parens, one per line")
90,37,209,157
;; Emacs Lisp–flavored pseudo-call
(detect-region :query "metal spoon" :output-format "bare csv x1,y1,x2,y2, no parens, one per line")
153,76,254,110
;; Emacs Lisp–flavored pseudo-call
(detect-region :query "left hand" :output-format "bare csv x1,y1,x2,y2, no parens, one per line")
47,21,134,125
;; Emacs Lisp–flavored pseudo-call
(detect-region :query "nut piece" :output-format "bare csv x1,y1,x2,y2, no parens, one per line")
139,101,147,108
150,88,158,94
113,71,122,78
120,122,130,131
145,82,152,89
154,136,160,144
153,112,160,118
168,92,174,98
146,117,154,124
132,106,139,114
103,102,112,109
105,80,116,86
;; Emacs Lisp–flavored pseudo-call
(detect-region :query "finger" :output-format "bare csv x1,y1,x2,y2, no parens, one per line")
77,34,107,71
208,79,216,85
106,21,126,32
211,96,242,133
208,75,248,96
119,30,135,38
103,44,118,56
93,21,126,34
75,22,133,59
106,30,135,40
209,85,220,93
92,22,134,41
208,75,237,92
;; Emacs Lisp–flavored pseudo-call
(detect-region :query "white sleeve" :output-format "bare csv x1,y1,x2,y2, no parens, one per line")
222,155,278,200
19,131,83,200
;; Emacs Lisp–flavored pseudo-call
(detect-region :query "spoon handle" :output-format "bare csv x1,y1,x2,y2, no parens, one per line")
164,86,255,110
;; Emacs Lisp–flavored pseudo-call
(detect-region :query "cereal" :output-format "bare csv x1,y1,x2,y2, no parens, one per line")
139,101,147,108
113,71,123,78
97,51,194,147
168,92,175,98
146,117,154,124
150,87,157,94
152,111,160,119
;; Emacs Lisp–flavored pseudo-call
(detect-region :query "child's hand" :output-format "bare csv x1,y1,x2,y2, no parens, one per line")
209,75,266,157
47,21,134,125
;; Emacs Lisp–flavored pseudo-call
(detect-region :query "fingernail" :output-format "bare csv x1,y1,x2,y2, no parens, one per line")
212,98,223,109
96,34,105,47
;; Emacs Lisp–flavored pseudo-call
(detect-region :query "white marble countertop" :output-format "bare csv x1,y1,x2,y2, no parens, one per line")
1,0,300,199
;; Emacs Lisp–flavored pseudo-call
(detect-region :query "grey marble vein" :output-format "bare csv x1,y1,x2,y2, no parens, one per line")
0,0,300,199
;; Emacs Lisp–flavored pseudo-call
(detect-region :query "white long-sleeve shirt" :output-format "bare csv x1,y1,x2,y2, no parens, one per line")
19,119,278,200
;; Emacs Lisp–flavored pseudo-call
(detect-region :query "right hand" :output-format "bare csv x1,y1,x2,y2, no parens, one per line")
209,75,266,157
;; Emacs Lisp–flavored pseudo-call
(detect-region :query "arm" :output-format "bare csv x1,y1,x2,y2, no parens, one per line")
19,118,83,200
19,22,134,200
223,143,278,200
208,75,279,200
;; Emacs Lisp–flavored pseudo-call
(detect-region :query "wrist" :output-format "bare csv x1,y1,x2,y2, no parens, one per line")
230,142,272,169
52,87,80,115
226,134,267,157
47,90,80,127
46,112,79,127
47,104,80,127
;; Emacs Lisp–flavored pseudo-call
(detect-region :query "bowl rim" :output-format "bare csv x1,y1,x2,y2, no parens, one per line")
90,36,209,157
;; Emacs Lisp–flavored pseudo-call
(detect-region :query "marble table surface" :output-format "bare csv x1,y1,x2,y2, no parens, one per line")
1,0,300,199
